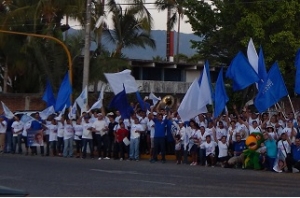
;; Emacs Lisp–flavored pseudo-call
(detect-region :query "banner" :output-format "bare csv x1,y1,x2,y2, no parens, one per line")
27,130,44,147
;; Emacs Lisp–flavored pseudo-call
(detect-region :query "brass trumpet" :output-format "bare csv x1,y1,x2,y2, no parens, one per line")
158,95,175,110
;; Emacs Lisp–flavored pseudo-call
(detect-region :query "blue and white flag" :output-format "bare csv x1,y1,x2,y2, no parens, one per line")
108,85,132,119
39,106,55,120
247,38,259,74
42,80,56,107
20,114,35,124
136,91,150,111
214,67,229,118
258,47,268,91
1,101,14,119
75,86,88,112
55,105,67,121
55,72,72,112
149,92,161,107
68,103,77,120
254,62,288,113
226,51,260,91
295,49,300,95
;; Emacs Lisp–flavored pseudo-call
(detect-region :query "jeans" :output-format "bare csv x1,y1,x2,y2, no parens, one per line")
154,137,166,161
82,138,94,158
96,134,108,158
199,148,206,166
44,134,50,156
12,134,22,154
130,137,140,160
50,141,57,156
4,131,12,153
183,147,188,164
63,137,74,157
75,138,82,154
57,137,64,154
264,156,276,171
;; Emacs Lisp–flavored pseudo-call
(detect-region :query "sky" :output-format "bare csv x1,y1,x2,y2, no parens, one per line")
66,0,194,34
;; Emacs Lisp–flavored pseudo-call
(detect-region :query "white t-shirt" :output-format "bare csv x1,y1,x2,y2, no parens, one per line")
0,120,7,133
199,131,209,145
11,121,23,137
147,119,155,138
236,123,249,140
218,141,229,158
48,124,58,141
74,124,83,140
92,120,107,136
277,140,291,158
248,117,260,126
216,127,227,140
206,127,216,142
63,124,74,140
200,141,218,156
57,122,64,137
22,121,32,136
280,127,293,137
44,120,52,135
249,126,262,134
130,123,143,139
82,121,93,139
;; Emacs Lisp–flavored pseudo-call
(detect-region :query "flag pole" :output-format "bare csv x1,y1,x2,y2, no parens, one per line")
287,95,296,119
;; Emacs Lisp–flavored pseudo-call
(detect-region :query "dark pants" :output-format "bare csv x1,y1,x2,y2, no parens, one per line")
139,132,147,154
57,137,64,154
199,148,206,166
175,149,182,162
82,138,94,158
206,154,216,166
44,134,50,156
96,134,108,158
4,130,12,153
264,156,276,171
12,134,22,154
115,142,127,159
154,137,166,161
30,146,44,155
293,160,300,171
75,138,82,153
183,147,189,164
22,136,28,149
107,136,114,158
50,141,57,156
167,140,175,155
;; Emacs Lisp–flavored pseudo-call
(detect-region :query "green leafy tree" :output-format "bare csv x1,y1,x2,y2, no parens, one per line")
183,0,300,93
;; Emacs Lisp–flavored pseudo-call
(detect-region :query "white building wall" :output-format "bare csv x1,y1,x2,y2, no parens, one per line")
185,70,202,82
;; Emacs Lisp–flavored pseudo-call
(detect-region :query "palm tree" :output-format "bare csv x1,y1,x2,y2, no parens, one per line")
104,0,156,58
155,0,185,63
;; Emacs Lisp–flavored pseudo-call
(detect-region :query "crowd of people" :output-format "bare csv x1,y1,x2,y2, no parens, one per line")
1,101,300,174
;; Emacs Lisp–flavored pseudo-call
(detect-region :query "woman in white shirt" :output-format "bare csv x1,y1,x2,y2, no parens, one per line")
82,115,94,159
188,120,201,166
21,121,32,155
47,119,58,156
11,115,24,154
56,116,65,156
74,118,83,158
63,119,74,158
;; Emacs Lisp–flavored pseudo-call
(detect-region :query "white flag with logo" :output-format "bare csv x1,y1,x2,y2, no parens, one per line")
104,69,138,95
40,106,55,120
68,103,77,119
75,86,88,110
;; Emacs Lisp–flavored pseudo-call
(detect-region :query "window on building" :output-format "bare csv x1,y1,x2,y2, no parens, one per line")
132,67,140,80
164,69,182,81
142,68,162,80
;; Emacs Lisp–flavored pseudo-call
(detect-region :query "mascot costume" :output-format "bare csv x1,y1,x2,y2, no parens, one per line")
243,132,265,170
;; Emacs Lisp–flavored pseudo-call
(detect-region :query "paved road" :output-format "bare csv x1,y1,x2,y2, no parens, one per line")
0,154,299,197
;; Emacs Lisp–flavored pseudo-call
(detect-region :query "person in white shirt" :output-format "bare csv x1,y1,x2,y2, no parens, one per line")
199,126,209,166
74,117,83,158
82,115,94,159
280,120,297,142
147,112,155,161
216,121,228,141
92,113,109,160
129,117,144,161
277,132,292,172
63,119,74,158
56,116,65,156
11,115,23,154
21,121,32,155
214,134,229,168
43,116,52,156
195,114,207,128
137,110,148,155
0,116,7,154
47,119,58,156
188,120,201,166
200,135,218,167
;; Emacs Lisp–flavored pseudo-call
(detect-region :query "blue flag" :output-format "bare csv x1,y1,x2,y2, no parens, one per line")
109,85,132,119
254,62,288,113
226,51,260,91
295,49,300,94
42,80,56,107
136,91,150,111
55,72,72,112
214,67,229,118
258,47,268,90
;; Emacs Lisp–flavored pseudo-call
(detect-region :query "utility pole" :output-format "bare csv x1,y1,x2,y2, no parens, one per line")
82,0,92,90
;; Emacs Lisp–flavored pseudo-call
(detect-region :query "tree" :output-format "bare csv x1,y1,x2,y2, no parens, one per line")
104,0,156,58
183,0,300,92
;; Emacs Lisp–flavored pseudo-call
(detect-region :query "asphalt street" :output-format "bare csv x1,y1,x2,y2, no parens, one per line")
0,154,299,197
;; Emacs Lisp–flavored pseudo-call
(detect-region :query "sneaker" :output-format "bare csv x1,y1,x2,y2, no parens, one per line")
190,162,195,166
104,157,110,160
98,157,102,160
120,158,123,161
292,167,299,173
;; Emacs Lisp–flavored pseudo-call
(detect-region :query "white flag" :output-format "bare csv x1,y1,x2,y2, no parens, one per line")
68,103,77,120
1,101,14,119
149,92,161,107
75,86,88,110
39,106,55,120
87,100,102,112
247,38,258,74
177,79,208,122
55,105,66,120
20,114,35,124
104,69,138,94
198,64,213,107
